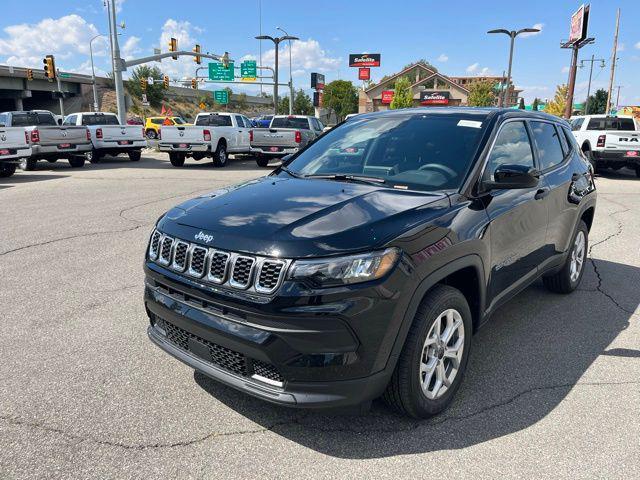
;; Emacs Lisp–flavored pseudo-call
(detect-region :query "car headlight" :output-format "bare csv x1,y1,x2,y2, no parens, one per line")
289,248,400,287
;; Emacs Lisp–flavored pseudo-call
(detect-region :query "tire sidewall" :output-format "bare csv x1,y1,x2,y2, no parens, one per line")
216,143,227,167
567,221,589,290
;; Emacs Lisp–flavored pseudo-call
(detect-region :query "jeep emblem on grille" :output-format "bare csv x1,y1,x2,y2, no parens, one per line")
194,231,214,243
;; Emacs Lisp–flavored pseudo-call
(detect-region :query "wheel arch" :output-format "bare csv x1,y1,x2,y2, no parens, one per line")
580,206,595,232
581,140,591,152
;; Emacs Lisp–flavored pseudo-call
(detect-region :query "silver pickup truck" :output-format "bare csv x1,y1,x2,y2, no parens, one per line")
250,115,325,167
0,120,32,178
0,110,91,170
63,112,146,163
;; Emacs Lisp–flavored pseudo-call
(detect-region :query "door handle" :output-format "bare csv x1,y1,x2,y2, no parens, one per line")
534,188,549,200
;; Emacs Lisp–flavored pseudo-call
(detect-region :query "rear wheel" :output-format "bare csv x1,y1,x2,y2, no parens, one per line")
384,285,472,418
169,152,185,167
543,220,588,294
635,166,640,178
128,150,142,162
256,156,269,167
68,156,85,168
19,158,37,171
86,149,102,164
213,142,228,167
585,150,600,174
146,129,157,139
0,163,17,178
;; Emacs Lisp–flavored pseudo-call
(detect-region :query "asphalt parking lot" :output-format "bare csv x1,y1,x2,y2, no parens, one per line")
1,151,639,479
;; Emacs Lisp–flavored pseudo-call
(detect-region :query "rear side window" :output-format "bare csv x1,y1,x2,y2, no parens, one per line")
530,121,565,170
151,118,163,125
63,115,77,125
0,113,6,126
570,118,584,131
587,117,636,131
486,121,534,178
196,115,232,127
173,117,185,124
81,114,119,126
37,113,57,126
271,117,311,129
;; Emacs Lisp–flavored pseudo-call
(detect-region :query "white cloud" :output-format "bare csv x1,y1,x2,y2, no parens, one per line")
158,19,204,80
466,63,492,75
0,14,103,68
561,66,570,73
520,23,544,37
260,39,340,74
437,53,448,62
635,41,640,50
466,62,479,73
121,36,141,60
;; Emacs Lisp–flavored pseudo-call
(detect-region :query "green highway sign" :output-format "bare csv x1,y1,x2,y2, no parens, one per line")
59,73,71,78
240,60,257,81
209,62,234,81
213,90,229,105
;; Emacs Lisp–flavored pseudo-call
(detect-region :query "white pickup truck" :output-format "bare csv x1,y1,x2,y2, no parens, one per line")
0,110,91,170
250,115,325,167
158,112,253,167
570,114,640,176
0,118,32,178
63,112,146,163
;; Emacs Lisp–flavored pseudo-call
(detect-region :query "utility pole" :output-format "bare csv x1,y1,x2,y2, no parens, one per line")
55,69,65,117
561,35,595,118
580,55,605,114
606,8,620,115
107,0,126,124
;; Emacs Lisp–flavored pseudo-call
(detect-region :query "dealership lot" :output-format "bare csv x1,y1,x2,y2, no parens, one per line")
1,152,639,479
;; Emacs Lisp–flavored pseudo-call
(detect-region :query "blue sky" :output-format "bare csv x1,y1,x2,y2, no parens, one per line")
0,0,638,105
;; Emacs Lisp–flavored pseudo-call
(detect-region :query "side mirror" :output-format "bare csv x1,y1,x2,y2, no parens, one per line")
486,164,540,190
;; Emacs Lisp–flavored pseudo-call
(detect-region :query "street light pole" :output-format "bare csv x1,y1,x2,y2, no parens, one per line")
106,0,126,123
580,55,605,114
488,27,540,107
89,34,104,112
276,27,295,115
255,34,299,115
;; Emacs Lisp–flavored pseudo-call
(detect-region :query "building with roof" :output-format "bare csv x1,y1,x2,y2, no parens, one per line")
359,63,522,113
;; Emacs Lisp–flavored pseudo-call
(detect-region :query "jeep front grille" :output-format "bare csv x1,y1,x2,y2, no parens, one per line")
148,230,289,294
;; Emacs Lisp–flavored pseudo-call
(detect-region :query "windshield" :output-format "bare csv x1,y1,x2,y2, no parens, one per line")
271,117,310,129
12,113,57,126
286,113,487,191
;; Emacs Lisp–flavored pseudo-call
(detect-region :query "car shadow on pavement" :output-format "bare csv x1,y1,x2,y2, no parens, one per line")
195,258,639,459
0,173,69,187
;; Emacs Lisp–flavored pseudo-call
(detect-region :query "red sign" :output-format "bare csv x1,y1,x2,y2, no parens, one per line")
358,67,370,81
381,90,394,104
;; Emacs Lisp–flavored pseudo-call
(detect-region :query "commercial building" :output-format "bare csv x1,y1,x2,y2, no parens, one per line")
359,62,522,113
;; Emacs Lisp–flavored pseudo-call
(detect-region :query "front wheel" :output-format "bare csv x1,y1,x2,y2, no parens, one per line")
86,149,102,164
384,285,472,418
169,152,185,167
19,158,37,171
543,220,588,294
213,142,228,167
128,150,141,162
146,129,157,139
68,156,85,168
0,163,17,178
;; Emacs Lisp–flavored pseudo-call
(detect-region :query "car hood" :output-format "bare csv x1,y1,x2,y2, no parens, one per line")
157,175,450,258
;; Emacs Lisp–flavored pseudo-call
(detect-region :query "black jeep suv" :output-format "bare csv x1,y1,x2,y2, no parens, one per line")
144,108,596,418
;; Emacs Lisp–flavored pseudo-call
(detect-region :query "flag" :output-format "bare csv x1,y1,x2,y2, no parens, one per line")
161,104,166,115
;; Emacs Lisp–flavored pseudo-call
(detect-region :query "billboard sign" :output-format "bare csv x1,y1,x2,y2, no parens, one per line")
358,67,370,81
381,90,394,104
311,72,325,90
569,4,590,45
420,91,450,105
349,53,381,67
313,91,323,107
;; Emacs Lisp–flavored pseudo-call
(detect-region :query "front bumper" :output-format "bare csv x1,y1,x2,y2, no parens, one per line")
144,255,413,408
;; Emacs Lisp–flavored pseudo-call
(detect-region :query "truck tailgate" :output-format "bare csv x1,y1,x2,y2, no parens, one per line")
100,125,144,141
160,126,205,143
604,131,640,151
251,129,297,147
37,127,87,146
0,127,28,152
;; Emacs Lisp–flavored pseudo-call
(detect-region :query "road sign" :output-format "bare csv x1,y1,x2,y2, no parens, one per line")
358,68,370,81
141,93,148,103
214,90,229,105
209,62,235,81
240,60,257,81
147,77,154,85
59,73,71,78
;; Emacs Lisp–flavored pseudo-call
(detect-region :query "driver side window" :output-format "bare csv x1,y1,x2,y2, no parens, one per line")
485,121,534,180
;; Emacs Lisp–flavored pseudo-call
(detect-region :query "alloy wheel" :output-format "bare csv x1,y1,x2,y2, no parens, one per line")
570,230,586,283
419,308,465,400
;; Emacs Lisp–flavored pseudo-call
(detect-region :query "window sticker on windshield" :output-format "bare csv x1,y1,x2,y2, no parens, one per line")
457,120,482,128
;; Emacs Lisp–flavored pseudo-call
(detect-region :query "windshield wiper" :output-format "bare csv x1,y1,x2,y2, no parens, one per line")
278,166,304,178
305,173,386,186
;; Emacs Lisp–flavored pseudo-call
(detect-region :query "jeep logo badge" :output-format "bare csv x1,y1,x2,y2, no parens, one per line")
194,231,214,243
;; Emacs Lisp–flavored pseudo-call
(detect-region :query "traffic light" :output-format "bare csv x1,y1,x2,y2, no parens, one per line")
191,78,198,89
140,78,147,91
26,69,34,81
43,55,56,80
221,52,229,69
193,44,201,64
163,75,169,88
169,37,178,60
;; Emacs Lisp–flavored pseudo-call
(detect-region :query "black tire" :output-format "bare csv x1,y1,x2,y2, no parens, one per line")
585,150,600,174
46,159,58,164
0,163,17,178
192,153,205,161
19,158,37,171
128,150,142,162
543,220,589,294
256,156,270,168
169,152,185,167
146,129,157,139
383,285,472,419
213,141,228,167
86,149,102,164
635,166,640,178
68,156,85,168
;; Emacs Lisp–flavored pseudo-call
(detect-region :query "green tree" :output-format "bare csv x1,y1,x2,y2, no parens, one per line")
532,97,540,111
467,79,495,107
518,98,525,109
322,80,358,122
585,88,608,114
126,65,165,107
545,84,568,117
403,59,438,73
277,96,290,115
293,89,314,115
390,77,414,109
